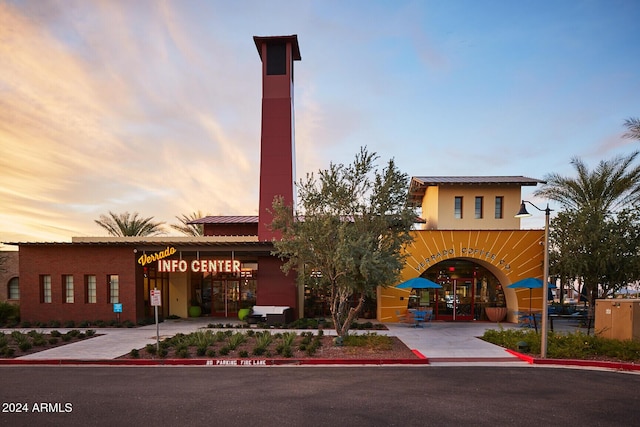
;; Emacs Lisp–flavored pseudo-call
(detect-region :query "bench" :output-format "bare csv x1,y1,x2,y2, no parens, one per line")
246,306,293,326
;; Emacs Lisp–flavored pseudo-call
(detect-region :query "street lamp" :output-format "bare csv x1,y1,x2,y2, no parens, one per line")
515,200,553,358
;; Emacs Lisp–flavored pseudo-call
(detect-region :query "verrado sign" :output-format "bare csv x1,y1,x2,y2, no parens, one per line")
157,259,241,274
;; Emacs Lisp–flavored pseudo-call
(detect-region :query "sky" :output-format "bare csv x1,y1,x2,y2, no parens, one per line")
1,0,639,246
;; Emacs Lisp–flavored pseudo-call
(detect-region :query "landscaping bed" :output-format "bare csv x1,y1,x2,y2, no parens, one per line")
118,330,418,360
0,329,99,358
482,327,640,364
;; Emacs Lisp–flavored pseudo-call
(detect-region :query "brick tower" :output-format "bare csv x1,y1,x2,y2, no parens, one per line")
253,35,301,309
254,35,301,241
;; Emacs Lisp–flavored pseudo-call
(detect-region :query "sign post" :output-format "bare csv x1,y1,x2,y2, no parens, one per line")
113,303,123,325
150,289,161,353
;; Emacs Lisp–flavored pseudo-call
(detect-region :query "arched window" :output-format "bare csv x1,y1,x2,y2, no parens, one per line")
8,277,19,300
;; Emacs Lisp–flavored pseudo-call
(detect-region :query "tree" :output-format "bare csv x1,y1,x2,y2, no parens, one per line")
171,211,208,236
95,211,165,237
270,147,416,337
623,117,640,141
536,152,640,307
549,208,640,304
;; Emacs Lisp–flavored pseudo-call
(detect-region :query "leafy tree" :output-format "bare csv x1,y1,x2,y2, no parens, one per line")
94,211,165,237
549,208,640,304
536,151,640,307
623,117,640,140
171,211,208,236
271,147,416,337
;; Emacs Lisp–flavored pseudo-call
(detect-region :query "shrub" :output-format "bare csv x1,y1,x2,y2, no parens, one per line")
239,350,249,358
145,344,157,355
50,330,61,337
219,346,230,356
18,341,32,352
130,349,140,358
86,329,96,337
0,301,19,325
64,320,75,328
49,320,61,328
206,349,216,357
196,346,207,357
48,338,58,345
20,321,31,328
176,348,189,358
227,332,246,350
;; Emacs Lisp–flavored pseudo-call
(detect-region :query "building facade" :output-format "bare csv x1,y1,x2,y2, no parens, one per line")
379,176,546,323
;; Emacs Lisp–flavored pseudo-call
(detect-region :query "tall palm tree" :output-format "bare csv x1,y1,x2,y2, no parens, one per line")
171,211,208,236
95,211,165,236
623,117,640,141
534,151,640,214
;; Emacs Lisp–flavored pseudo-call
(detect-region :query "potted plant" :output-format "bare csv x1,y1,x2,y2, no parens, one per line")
188,299,202,318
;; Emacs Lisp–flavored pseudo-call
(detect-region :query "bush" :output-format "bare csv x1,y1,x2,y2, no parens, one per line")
130,349,140,358
0,301,19,325
18,341,32,352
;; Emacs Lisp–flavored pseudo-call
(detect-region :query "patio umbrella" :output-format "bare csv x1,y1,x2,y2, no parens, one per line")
507,278,555,331
396,277,442,289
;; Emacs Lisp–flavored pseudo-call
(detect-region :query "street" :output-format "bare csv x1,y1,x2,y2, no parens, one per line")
0,366,638,426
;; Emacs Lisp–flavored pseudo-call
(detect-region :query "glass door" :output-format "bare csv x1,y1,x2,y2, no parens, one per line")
436,278,474,321
211,280,240,317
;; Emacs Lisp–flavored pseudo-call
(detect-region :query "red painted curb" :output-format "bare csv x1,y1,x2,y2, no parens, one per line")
0,357,430,366
505,349,640,372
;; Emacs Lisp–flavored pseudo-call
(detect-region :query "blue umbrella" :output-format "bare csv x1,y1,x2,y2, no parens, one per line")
508,278,556,328
396,277,442,289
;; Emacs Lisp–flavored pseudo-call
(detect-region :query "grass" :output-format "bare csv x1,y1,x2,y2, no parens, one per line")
481,327,640,362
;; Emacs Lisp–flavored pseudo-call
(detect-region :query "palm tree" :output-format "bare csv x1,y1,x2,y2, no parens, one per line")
536,152,640,311
623,117,640,140
534,151,640,214
171,211,208,236
95,211,165,236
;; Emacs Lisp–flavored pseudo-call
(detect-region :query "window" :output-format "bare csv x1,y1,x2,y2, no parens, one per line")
454,197,463,219
495,196,504,219
108,274,119,304
63,275,74,303
40,275,52,303
475,197,484,219
85,275,97,304
8,277,19,300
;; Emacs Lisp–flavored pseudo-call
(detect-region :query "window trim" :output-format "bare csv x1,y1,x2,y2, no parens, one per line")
454,196,463,219
475,196,484,219
63,275,74,304
108,274,119,304
495,196,504,219
40,275,52,304
7,277,19,300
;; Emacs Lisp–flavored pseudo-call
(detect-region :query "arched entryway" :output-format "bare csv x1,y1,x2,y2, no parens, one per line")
421,259,505,321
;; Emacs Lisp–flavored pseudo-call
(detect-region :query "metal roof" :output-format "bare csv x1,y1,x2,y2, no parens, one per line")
407,176,545,206
188,216,258,225
411,176,544,186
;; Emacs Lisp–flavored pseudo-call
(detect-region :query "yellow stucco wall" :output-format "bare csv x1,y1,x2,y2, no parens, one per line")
379,229,545,323
422,185,523,230
169,273,189,318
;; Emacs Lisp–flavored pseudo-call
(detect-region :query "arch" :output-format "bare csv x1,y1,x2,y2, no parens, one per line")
379,229,545,322
7,277,19,300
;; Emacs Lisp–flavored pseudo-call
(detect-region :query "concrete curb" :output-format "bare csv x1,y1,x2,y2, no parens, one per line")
0,357,430,366
505,349,640,372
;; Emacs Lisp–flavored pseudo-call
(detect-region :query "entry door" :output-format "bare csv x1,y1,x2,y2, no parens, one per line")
211,280,240,317
437,279,474,321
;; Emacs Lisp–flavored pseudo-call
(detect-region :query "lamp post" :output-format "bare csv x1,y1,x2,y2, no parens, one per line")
515,200,552,358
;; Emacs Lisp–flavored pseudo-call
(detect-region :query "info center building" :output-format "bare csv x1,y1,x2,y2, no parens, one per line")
10,35,546,325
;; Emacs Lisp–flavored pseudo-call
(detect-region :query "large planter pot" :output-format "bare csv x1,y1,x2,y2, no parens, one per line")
188,305,202,318
485,307,507,322
238,308,251,321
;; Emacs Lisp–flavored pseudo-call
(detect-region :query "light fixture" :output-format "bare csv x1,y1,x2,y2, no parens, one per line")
515,200,553,358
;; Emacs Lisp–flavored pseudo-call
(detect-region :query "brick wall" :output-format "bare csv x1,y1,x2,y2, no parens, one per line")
0,251,19,302
19,245,139,324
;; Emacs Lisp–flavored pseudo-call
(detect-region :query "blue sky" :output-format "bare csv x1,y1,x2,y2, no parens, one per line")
1,0,639,244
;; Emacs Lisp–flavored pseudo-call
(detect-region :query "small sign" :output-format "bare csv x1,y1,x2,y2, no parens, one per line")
150,289,162,307
113,303,123,313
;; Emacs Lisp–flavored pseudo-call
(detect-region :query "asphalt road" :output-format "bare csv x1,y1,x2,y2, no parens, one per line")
0,366,638,426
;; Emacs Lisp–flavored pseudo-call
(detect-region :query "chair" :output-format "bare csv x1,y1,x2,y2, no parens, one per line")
395,310,410,325
423,308,433,323
413,310,427,328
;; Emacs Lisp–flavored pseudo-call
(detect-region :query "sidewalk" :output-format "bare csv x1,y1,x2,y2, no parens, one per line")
1,316,599,366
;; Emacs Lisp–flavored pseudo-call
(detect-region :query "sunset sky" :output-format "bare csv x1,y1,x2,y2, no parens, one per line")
1,0,639,246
